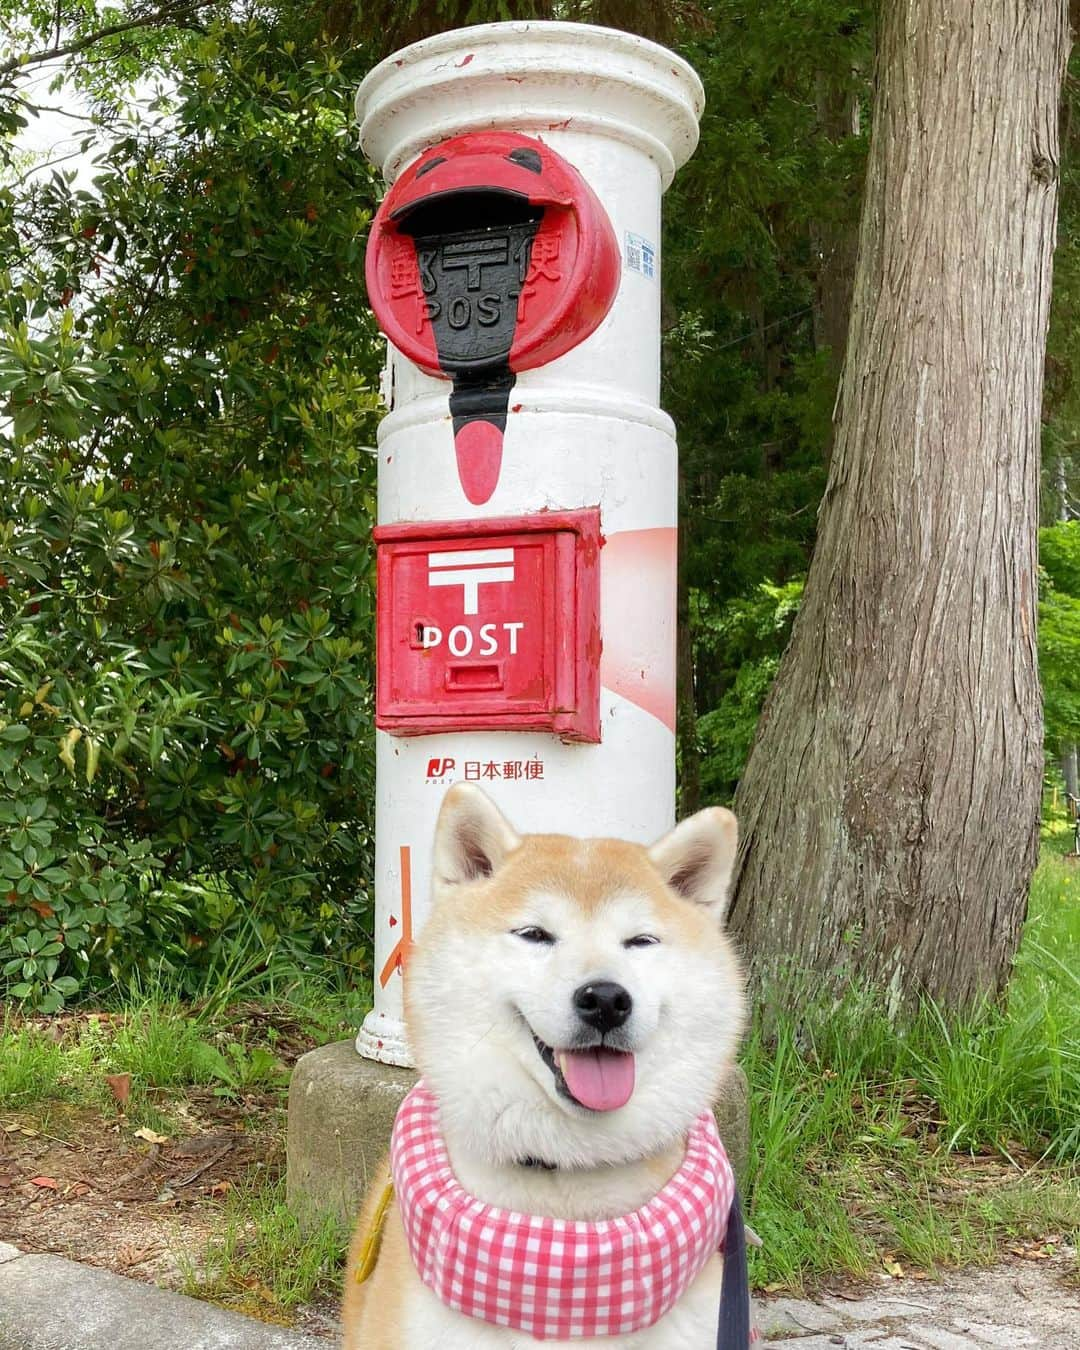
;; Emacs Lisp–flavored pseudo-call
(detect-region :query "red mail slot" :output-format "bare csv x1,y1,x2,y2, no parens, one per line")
365,131,620,379
375,510,601,741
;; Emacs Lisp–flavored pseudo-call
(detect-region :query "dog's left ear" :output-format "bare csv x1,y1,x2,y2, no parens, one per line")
648,807,738,920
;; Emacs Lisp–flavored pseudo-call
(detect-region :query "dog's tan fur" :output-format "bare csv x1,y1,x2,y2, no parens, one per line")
341,1154,402,1349
341,786,745,1348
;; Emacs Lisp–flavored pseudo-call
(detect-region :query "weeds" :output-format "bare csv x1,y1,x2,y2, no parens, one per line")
178,1173,346,1314
0,1016,67,1105
743,832,1080,1287
191,1040,287,1098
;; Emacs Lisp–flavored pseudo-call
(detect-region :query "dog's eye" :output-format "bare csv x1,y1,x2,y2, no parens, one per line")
512,926,556,945
624,934,660,949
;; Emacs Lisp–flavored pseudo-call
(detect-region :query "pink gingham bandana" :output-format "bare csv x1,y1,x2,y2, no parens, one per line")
390,1082,735,1340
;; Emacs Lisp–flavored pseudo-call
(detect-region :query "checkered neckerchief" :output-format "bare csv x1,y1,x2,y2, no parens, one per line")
390,1082,735,1340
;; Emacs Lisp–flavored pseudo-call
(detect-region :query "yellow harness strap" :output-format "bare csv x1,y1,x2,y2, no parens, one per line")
355,1179,395,1284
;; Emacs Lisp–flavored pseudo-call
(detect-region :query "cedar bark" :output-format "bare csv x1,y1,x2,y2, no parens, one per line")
729,0,1071,1010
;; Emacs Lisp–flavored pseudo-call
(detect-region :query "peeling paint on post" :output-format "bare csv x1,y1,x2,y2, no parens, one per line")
355,22,704,1065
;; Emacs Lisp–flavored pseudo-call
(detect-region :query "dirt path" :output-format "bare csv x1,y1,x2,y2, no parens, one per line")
760,1251,1080,1348
0,1097,278,1291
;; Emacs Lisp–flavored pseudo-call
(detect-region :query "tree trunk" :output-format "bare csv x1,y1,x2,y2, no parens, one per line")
1064,744,1079,806
730,0,1070,1011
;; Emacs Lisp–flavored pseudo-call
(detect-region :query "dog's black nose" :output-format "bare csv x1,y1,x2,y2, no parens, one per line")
573,981,633,1032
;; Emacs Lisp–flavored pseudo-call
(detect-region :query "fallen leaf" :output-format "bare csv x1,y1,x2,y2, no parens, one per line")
105,1073,131,1106
134,1127,170,1145
209,1179,231,1197
240,1276,276,1303
29,1176,58,1190
116,1242,161,1269
883,1259,904,1278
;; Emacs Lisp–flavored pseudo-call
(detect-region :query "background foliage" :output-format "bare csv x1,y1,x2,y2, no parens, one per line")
1,0,1078,1009
1,4,382,1009
1040,522,1080,760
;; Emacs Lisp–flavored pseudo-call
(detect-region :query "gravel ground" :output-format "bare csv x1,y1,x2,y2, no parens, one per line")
760,1251,1080,1349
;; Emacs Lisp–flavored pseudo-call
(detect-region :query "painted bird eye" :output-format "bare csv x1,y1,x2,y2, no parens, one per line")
512,926,556,945
624,934,660,949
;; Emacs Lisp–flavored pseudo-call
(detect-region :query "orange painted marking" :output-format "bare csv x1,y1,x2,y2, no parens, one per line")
379,845,414,988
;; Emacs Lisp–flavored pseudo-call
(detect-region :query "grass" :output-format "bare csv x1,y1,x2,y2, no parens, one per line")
0,963,370,1114
177,1174,347,1318
742,817,1080,1289
0,1018,68,1104
0,999,268,1130
1,827,1077,1318
0,967,364,1317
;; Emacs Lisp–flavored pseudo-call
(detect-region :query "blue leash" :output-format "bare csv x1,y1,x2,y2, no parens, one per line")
717,1186,752,1348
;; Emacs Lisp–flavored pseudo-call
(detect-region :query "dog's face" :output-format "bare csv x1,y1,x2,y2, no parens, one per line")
404,785,746,1171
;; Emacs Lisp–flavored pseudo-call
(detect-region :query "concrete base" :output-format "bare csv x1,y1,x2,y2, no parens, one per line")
286,1039,751,1230
0,1242,323,1349
355,1006,411,1065
286,1040,417,1229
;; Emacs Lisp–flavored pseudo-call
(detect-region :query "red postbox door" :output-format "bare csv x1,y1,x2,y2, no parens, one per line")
375,509,601,742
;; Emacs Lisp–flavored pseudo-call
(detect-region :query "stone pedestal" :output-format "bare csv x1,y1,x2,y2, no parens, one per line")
286,1041,416,1228
286,1039,751,1229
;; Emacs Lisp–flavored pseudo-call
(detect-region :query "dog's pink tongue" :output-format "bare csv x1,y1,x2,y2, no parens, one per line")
559,1048,635,1112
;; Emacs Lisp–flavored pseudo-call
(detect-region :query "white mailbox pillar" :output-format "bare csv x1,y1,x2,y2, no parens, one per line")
355,22,704,1065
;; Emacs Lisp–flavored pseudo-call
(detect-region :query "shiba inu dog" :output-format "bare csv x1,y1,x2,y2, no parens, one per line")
342,783,747,1348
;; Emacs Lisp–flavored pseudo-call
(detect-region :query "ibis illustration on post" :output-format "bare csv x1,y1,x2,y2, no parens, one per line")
366,131,620,505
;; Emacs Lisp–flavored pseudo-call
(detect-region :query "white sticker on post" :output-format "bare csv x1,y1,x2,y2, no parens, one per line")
624,231,657,280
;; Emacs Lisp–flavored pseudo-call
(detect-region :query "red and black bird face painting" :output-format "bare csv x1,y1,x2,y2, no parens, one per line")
366,131,620,505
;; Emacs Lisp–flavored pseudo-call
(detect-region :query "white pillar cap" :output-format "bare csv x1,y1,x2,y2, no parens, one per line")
356,21,705,189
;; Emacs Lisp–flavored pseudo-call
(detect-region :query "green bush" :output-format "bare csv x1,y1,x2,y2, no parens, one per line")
0,17,382,1009
1040,521,1080,758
